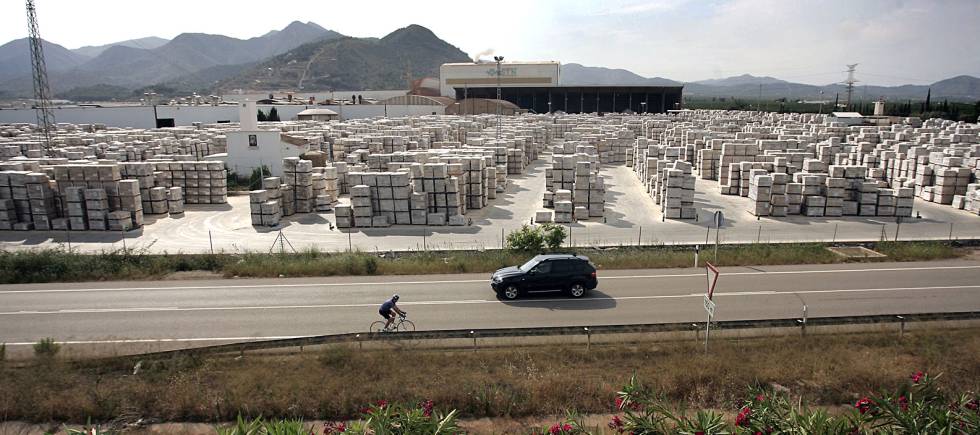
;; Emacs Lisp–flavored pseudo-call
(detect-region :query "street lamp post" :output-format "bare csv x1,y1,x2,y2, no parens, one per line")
494,55,504,139
640,101,647,114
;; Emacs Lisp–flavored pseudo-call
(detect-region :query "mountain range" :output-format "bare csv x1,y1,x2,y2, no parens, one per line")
0,21,340,99
560,64,980,102
0,23,978,102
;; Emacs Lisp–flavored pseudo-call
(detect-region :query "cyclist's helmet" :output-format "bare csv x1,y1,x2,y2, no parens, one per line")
392,294,400,302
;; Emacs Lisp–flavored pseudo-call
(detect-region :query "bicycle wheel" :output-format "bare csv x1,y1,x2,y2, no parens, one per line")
396,319,415,333
370,321,387,333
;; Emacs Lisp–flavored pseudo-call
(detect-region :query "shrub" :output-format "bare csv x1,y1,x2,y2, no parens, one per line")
506,225,545,251
541,223,567,250
33,337,60,359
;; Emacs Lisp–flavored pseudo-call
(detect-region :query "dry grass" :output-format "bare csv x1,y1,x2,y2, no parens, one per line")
1,328,978,424
0,242,966,283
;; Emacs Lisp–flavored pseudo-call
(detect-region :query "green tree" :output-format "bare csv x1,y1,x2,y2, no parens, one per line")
268,107,281,122
256,109,267,122
925,87,931,111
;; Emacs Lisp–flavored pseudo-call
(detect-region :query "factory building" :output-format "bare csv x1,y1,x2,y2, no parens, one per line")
440,61,683,114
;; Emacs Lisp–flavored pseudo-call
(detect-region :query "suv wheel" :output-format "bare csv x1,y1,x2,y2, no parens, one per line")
502,285,520,300
569,282,587,298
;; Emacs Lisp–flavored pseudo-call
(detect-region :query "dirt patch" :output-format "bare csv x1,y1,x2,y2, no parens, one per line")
163,271,223,280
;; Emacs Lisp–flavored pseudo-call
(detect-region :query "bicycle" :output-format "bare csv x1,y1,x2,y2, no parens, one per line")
370,313,415,333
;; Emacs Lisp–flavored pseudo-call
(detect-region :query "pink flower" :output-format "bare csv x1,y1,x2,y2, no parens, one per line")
562,423,572,432
695,432,704,435
735,406,752,427
549,424,561,435
911,371,925,383
375,399,388,409
420,399,434,417
608,415,624,432
965,399,979,413
898,395,909,411
756,394,765,402
615,397,624,410
855,397,873,414
323,422,346,434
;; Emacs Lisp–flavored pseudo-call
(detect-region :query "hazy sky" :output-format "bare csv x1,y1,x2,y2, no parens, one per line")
2,0,978,86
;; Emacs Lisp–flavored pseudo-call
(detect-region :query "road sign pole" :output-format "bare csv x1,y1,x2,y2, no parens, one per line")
703,262,720,353
705,310,711,353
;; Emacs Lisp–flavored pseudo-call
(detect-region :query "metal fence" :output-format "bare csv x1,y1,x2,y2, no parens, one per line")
110,310,980,362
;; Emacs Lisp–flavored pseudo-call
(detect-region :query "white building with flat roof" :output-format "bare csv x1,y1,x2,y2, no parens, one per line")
439,61,560,98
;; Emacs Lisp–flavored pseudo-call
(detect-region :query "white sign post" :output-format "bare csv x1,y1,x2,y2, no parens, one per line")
704,262,720,352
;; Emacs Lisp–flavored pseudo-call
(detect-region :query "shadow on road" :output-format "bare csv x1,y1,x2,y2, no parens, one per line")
498,289,617,310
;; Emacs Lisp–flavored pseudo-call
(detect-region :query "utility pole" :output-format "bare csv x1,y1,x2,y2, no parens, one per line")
494,56,504,139
844,64,858,111
25,0,55,153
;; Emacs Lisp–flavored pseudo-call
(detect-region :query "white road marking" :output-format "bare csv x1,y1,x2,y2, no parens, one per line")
3,285,978,316
1,265,977,295
3,336,305,346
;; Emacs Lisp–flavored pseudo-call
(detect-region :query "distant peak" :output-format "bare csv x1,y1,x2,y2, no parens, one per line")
387,24,435,37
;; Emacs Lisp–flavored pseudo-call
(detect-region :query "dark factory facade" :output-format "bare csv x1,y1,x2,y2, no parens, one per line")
453,85,683,114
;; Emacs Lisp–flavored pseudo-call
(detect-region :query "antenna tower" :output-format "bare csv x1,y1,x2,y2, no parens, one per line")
25,0,55,152
843,64,858,110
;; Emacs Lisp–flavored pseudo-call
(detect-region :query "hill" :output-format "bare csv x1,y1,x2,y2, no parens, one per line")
72,36,169,58
560,63,680,86
0,38,90,83
217,24,470,92
694,74,788,86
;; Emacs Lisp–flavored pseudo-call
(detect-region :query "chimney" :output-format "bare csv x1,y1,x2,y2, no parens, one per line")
240,99,257,131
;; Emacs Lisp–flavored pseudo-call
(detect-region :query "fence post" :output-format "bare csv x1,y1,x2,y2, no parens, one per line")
470,330,476,351
637,226,642,246
501,227,504,249
209,230,214,255
584,327,591,351
65,227,71,253
832,223,838,243
948,223,954,242
756,225,762,243
348,231,353,252
897,315,905,338
801,305,808,337
356,333,362,351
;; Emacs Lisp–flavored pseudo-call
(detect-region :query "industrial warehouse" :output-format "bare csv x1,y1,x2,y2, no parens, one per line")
440,61,683,114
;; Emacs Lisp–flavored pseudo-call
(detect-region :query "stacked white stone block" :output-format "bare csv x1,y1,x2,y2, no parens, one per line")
167,187,185,215
659,161,697,219
283,157,315,214
748,172,772,217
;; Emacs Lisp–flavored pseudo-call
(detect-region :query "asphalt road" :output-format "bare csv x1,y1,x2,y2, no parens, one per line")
1,259,979,356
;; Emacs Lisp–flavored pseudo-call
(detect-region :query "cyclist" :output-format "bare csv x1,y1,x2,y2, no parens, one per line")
379,294,407,331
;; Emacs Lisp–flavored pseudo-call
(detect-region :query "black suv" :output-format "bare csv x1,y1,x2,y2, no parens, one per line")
490,254,598,300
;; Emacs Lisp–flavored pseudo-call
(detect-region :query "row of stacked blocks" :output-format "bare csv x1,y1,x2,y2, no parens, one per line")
744,165,914,217
333,163,468,228
0,163,192,231
539,149,606,223
633,146,696,219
